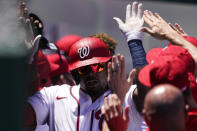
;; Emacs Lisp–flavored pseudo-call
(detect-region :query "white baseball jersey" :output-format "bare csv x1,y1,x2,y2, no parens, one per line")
28,84,111,131
124,85,148,131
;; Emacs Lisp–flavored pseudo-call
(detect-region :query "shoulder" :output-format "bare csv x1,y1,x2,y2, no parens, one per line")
28,84,74,103
50,84,80,99
123,84,137,106
126,84,137,99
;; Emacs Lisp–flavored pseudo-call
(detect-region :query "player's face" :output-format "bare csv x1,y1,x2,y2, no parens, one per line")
79,63,108,100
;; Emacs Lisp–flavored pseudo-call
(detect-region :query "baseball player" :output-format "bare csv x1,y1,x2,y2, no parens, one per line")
56,34,82,86
143,84,186,131
25,37,123,131
112,2,148,131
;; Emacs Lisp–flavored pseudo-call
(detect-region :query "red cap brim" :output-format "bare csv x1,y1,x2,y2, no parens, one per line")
138,64,153,88
69,56,111,71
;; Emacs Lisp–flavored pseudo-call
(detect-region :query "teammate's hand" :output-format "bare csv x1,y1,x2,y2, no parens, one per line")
107,54,136,104
101,94,130,131
142,10,177,40
113,1,144,41
168,23,188,37
18,1,34,47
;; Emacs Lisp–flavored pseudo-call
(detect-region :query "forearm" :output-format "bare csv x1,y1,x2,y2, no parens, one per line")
165,32,197,66
128,39,147,68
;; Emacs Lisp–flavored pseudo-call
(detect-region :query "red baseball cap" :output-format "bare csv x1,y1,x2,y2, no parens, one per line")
168,36,197,47
46,54,69,78
56,35,82,56
68,37,111,71
138,55,192,89
146,45,195,74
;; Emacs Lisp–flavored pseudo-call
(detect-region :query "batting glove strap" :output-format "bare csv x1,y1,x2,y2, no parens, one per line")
125,31,142,42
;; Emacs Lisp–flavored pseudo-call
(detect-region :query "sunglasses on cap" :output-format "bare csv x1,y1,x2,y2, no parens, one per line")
77,63,105,75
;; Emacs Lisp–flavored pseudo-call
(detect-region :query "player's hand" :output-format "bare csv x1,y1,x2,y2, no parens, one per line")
113,1,144,41
101,94,130,131
142,10,177,40
107,54,136,104
18,1,34,48
168,23,188,37
18,1,29,24
29,13,44,38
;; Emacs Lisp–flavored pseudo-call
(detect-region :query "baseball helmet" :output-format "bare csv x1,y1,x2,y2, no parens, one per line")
46,53,69,78
56,35,82,56
68,37,111,71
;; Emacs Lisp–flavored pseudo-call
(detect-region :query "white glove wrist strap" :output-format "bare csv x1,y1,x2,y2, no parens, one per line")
125,31,142,42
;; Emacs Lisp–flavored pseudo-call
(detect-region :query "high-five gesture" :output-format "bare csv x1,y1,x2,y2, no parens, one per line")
107,54,136,105
142,10,176,40
142,10,197,69
168,23,188,37
113,1,144,41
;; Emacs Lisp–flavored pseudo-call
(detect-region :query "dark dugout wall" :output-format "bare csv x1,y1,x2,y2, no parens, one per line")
0,0,29,130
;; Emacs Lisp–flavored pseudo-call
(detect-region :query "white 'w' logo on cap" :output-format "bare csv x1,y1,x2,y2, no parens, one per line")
78,45,90,59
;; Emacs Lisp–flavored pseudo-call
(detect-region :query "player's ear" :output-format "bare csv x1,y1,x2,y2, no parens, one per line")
142,109,150,127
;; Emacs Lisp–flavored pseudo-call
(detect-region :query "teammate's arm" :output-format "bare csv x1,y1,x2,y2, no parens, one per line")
113,2,147,69
142,10,197,66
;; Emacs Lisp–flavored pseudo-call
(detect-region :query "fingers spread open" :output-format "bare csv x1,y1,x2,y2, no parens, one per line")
175,23,187,35
154,13,163,21
147,11,158,23
132,1,138,18
126,4,131,21
137,3,143,19
143,10,154,27
113,17,124,26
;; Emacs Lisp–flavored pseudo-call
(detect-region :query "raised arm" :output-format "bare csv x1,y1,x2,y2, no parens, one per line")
113,1,147,68
142,10,197,66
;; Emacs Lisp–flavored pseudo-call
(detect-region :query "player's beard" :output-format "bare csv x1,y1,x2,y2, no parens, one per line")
81,84,108,101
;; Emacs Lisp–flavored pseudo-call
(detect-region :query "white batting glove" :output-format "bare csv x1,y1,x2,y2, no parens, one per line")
113,2,144,41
